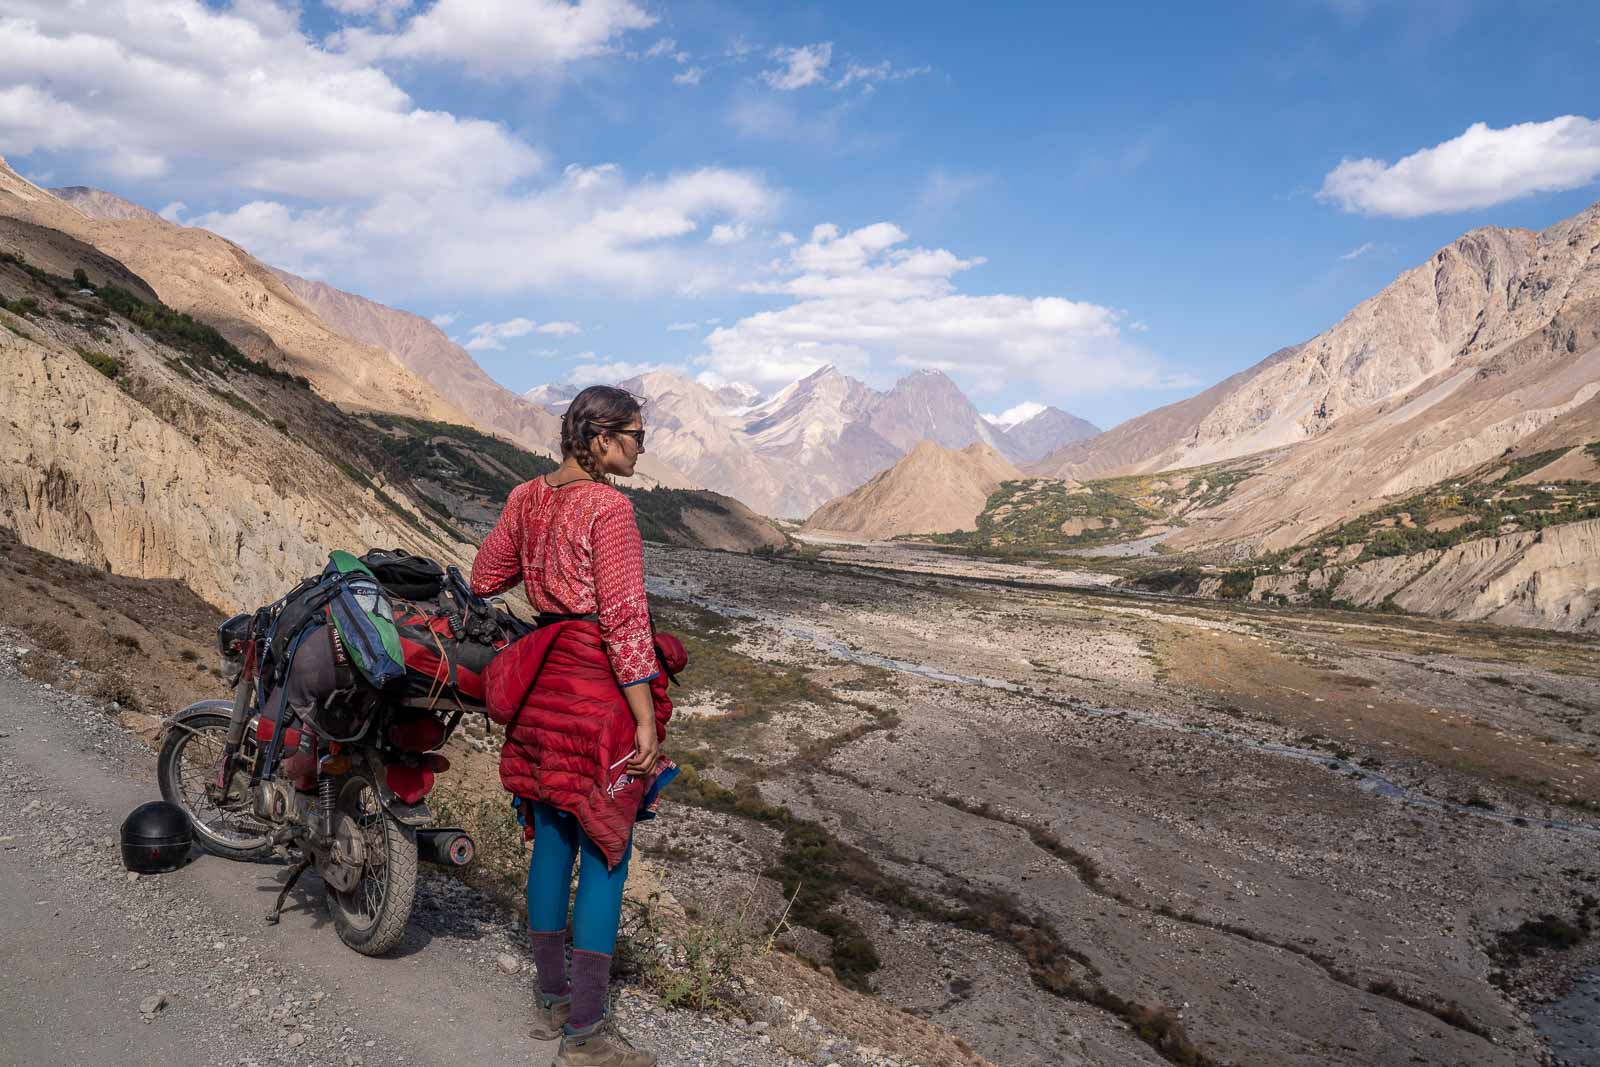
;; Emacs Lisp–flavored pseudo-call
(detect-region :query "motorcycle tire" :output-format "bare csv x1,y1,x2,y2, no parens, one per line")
157,706,274,862
325,770,418,957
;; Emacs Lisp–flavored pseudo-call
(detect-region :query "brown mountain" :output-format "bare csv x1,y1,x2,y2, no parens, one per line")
607,365,1099,518
1,159,467,425
868,369,1012,456
1035,207,1600,485
268,268,561,458
0,219,468,609
51,186,164,223
802,441,1024,540
998,405,1100,462
47,179,691,489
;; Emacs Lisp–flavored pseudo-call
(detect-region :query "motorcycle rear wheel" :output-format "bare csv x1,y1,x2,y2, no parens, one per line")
326,771,418,957
157,709,274,861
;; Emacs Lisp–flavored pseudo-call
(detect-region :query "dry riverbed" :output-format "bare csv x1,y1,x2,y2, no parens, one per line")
641,541,1600,1067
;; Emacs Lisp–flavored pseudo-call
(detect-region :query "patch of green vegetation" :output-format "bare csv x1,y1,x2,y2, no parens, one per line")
1495,447,1575,484
1489,902,1596,970
75,347,121,379
0,292,40,316
671,767,884,988
364,413,557,498
0,251,300,384
207,386,269,423
326,451,465,543
973,478,1162,549
629,486,776,547
1587,441,1600,464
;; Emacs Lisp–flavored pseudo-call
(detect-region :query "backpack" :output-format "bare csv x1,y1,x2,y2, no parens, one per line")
360,548,446,602
322,550,407,689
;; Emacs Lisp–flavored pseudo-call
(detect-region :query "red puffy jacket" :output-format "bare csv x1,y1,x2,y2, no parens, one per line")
483,620,685,868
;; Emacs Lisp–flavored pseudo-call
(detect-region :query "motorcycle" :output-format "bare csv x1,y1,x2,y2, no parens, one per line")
158,584,484,957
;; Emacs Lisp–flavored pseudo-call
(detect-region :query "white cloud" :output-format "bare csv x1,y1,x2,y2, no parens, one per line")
983,401,1045,429
157,201,187,223
644,37,677,58
673,66,705,86
834,60,930,90
0,3,542,202
666,321,699,332
569,358,683,385
1319,116,1600,217
335,0,656,78
464,317,583,350
0,3,778,299
430,311,459,327
702,222,1178,394
762,43,832,90
189,200,354,273
708,222,748,245
1340,241,1378,260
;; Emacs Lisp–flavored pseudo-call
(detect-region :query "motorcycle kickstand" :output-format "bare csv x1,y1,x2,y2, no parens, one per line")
266,856,312,925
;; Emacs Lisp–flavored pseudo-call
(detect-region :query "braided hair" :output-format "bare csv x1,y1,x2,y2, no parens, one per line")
559,385,643,484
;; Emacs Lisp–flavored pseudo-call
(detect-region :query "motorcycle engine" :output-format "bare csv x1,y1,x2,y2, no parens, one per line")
254,778,308,825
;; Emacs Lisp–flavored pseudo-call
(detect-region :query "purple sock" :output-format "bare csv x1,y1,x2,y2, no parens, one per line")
566,949,612,1032
529,928,569,999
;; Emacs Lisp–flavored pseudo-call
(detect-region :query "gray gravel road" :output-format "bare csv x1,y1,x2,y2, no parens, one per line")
0,638,812,1067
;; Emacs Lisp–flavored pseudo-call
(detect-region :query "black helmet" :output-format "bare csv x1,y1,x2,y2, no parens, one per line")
120,800,193,874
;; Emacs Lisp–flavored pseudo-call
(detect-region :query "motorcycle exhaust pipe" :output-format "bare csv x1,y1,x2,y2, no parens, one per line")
417,828,475,867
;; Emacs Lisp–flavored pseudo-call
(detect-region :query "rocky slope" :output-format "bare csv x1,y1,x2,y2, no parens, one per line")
2,160,467,426
1245,517,1600,631
586,365,1097,518
49,180,693,490
269,269,692,490
50,185,164,223
996,405,1101,462
867,369,1010,456
1011,200,1600,631
1036,202,1600,489
802,441,1024,540
0,227,466,610
268,268,560,459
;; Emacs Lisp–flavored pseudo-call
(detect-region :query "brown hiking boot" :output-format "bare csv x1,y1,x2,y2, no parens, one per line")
553,1018,656,1067
528,994,571,1041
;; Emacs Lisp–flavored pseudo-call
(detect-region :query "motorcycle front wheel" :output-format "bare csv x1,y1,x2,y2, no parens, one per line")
157,708,274,861
326,771,418,956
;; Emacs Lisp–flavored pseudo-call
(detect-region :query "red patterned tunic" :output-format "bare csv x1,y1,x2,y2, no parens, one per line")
470,478,658,687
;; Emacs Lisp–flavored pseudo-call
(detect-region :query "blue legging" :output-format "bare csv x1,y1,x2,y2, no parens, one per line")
525,801,633,954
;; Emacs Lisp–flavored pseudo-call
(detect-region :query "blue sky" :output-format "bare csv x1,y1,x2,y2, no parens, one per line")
3,0,1599,428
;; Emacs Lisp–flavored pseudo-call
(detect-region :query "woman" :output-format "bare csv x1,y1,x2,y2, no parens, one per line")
472,385,682,1067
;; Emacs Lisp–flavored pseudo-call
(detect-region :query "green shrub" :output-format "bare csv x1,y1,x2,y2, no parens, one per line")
75,347,121,379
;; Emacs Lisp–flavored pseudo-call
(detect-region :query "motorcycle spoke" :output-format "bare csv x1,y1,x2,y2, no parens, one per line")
172,726,268,846
337,779,389,928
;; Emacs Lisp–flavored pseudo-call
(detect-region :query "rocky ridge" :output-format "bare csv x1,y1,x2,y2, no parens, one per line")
526,365,1098,518
7,161,468,427
802,441,1025,540
0,227,466,609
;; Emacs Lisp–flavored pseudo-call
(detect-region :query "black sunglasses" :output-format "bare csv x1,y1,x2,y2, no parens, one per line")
607,427,646,448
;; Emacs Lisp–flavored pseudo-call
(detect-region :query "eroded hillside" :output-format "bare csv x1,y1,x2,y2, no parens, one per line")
0,233,469,608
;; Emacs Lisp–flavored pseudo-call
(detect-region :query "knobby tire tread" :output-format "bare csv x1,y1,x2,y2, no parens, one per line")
330,779,418,957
